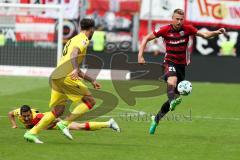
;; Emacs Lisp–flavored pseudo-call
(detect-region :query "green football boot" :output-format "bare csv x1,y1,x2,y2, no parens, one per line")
170,97,182,111
24,131,43,144
149,116,158,135
56,121,73,140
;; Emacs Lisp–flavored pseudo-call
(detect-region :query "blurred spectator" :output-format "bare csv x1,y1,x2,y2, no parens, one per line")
0,30,6,46
92,26,106,52
104,12,116,31
218,34,236,57
148,39,165,56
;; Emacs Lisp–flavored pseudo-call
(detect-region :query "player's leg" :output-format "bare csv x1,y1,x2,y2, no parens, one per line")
149,64,180,134
68,118,120,132
56,78,95,138
61,95,95,124
56,95,95,139
169,65,185,111
168,76,182,111
24,84,67,143
23,106,65,143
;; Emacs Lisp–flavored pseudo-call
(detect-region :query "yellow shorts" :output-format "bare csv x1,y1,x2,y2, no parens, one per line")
49,76,91,107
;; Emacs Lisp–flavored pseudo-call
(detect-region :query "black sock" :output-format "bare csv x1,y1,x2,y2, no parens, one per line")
167,85,175,103
154,101,170,123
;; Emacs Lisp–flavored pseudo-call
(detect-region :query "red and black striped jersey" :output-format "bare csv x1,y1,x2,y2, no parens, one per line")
153,24,198,65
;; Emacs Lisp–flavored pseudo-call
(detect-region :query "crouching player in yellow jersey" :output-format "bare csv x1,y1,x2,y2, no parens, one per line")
24,18,111,143
9,105,120,132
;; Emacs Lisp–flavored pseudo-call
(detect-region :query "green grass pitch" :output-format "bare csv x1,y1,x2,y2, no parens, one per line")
0,76,240,160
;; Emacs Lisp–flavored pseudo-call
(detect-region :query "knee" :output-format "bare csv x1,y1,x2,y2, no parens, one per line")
82,96,96,108
167,77,177,87
52,106,65,117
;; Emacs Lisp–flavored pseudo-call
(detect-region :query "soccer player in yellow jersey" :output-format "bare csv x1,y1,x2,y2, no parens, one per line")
8,105,120,132
24,18,111,143
8,105,40,129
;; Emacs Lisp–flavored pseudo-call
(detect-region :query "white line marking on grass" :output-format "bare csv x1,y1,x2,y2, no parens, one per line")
191,116,240,121
116,107,147,114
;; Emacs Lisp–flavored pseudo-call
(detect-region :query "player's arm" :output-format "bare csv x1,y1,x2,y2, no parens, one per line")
70,47,81,80
8,110,18,128
196,28,226,39
70,47,101,89
138,33,156,64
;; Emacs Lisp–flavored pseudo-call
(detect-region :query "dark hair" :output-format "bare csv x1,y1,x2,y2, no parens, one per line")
20,105,31,115
173,8,184,15
80,18,95,30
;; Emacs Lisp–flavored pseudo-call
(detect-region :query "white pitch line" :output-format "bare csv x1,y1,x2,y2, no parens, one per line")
116,107,147,113
190,116,240,121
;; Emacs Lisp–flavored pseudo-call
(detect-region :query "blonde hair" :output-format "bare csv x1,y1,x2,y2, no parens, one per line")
173,9,184,15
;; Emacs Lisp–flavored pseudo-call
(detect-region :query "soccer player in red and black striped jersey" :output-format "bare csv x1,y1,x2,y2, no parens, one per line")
138,9,225,134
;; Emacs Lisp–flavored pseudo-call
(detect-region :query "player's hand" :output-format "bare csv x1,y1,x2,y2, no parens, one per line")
70,69,80,80
217,28,226,34
91,80,101,89
12,125,18,129
138,56,146,64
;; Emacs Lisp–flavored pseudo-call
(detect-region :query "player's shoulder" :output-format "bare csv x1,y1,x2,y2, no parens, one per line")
31,108,40,114
154,24,171,36
72,33,89,47
74,33,89,41
157,24,171,31
13,108,20,116
183,24,197,30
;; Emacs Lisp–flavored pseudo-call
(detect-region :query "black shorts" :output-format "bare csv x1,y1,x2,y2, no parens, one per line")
162,62,185,85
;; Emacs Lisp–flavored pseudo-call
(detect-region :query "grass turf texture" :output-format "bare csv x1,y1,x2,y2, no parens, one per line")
0,76,240,160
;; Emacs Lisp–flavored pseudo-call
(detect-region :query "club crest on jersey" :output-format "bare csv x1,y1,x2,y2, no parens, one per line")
154,28,159,33
82,40,87,46
179,31,185,36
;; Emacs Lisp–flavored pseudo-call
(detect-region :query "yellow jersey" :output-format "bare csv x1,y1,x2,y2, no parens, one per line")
51,32,90,79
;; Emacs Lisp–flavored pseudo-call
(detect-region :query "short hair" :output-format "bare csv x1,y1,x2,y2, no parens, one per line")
20,105,31,115
80,18,95,30
173,8,184,15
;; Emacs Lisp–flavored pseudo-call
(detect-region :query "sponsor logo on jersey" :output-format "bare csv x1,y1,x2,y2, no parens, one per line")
169,39,186,44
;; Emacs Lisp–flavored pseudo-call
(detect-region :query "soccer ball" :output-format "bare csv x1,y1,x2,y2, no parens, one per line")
177,80,192,96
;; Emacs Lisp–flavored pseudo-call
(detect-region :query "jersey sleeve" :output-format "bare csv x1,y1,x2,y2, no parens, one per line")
13,108,20,117
187,25,198,35
153,25,169,38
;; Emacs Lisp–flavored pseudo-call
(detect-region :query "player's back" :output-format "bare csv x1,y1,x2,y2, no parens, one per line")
51,32,90,79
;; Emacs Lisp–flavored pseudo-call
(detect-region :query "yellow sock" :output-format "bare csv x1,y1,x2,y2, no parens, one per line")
85,122,110,131
30,112,56,134
64,102,92,125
